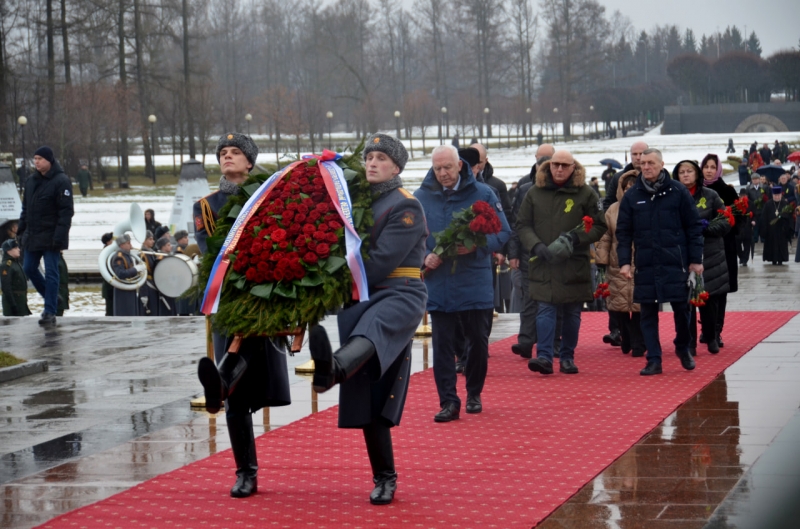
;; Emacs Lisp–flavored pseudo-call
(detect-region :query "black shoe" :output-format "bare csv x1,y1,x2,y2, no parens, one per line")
369,471,397,505
455,361,464,374
621,346,631,355
707,340,720,354
553,348,560,359
511,343,532,359
310,326,375,393
679,352,696,371
698,333,707,344
227,414,258,498
689,347,697,357
38,313,56,325
640,361,662,376
602,331,622,347
434,402,460,423
717,335,724,348
631,349,645,358
198,357,223,414
465,394,482,414
527,357,553,375
559,359,579,374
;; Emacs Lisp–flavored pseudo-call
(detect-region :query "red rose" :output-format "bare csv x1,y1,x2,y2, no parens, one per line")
308,242,317,252
316,203,329,213
260,250,271,262
316,243,330,258
245,268,258,281
271,228,287,242
273,269,285,282
251,241,263,254
318,223,330,232
313,230,327,240
294,236,308,247
302,185,314,194
311,192,325,202
303,252,318,265
287,224,302,236
303,224,316,235
233,260,245,272
291,262,305,279
265,216,278,225
309,210,322,221
328,220,342,230
295,213,307,223
299,177,310,185
278,241,289,250
276,258,291,270
287,252,300,261
282,210,295,222
326,232,338,243
270,251,286,262
257,261,270,273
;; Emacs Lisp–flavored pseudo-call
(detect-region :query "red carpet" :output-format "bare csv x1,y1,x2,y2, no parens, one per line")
38,311,796,529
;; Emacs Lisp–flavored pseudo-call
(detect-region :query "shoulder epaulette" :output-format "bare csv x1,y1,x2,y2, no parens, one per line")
398,188,416,200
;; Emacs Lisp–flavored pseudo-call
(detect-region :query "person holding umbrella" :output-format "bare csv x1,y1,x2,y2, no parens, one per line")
600,159,621,194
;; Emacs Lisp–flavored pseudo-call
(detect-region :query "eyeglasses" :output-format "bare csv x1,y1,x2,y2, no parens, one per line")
551,162,574,170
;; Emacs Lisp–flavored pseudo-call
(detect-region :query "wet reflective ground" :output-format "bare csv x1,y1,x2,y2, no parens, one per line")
3,247,800,528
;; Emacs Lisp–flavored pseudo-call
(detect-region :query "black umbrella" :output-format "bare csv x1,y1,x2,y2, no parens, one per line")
599,158,622,169
755,163,787,183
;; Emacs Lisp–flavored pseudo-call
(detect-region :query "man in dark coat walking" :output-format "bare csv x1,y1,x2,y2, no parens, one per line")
17,146,74,325
616,148,703,376
309,133,427,505
415,145,510,422
75,164,91,197
196,132,291,500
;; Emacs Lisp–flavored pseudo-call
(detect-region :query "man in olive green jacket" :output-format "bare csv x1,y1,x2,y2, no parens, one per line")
516,150,607,375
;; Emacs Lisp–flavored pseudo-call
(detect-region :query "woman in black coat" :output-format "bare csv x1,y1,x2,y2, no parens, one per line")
144,209,162,234
700,154,738,347
760,186,793,265
673,160,730,355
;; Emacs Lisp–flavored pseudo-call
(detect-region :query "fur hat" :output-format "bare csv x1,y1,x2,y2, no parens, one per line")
458,147,481,168
116,234,131,245
145,230,154,240
154,226,170,240
2,239,19,253
216,132,258,169
173,230,189,241
363,133,408,173
34,146,55,165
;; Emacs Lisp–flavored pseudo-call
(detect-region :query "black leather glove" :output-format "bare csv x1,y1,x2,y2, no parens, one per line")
532,243,553,262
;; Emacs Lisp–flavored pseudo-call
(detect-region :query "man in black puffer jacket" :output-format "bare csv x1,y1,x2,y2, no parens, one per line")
18,146,74,325
616,148,703,377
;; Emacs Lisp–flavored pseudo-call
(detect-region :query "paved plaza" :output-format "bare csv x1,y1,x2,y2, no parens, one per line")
2,244,800,528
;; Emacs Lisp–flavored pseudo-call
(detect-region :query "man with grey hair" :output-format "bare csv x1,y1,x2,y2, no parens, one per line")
616,148,704,376
415,144,510,422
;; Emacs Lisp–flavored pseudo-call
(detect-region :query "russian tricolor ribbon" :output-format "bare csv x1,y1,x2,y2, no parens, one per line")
201,152,369,316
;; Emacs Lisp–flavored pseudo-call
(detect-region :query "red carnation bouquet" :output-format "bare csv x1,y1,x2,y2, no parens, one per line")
689,275,710,307
593,268,610,299
529,215,594,263
428,200,503,274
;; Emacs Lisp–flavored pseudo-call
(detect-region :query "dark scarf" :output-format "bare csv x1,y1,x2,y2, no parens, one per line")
219,175,241,196
371,175,403,196
641,171,667,194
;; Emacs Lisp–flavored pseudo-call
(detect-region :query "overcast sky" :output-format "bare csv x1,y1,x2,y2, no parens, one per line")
598,0,796,56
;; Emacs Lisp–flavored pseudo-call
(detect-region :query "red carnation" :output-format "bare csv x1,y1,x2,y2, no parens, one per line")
582,215,593,233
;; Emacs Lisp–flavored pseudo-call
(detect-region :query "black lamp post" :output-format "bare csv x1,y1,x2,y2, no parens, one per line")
326,111,333,149
148,114,157,184
17,116,27,192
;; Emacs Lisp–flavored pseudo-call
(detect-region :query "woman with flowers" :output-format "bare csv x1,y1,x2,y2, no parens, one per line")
595,172,646,357
309,133,428,506
673,159,730,355
700,154,739,348
196,133,291,499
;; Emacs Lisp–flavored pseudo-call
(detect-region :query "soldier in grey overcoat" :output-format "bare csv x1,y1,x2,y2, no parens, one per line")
111,234,144,316
310,133,428,506
196,133,291,500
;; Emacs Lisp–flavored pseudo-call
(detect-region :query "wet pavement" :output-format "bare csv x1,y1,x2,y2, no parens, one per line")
3,244,800,528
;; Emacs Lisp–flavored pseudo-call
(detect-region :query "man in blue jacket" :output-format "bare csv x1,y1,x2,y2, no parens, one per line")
415,145,510,422
616,148,704,376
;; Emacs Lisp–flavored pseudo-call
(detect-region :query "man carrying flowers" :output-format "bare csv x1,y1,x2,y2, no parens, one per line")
414,145,511,423
195,133,291,499
308,133,428,506
516,149,607,376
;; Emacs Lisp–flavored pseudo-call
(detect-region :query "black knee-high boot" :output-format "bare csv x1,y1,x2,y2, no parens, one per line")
197,352,248,414
363,424,397,505
227,410,258,498
309,325,375,393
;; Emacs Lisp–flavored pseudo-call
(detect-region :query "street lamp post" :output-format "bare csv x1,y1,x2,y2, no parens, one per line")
552,108,558,143
245,113,252,135
394,111,401,139
440,107,448,144
148,114,157,184
589,105,594,138
17,116,27,192
483,107,490,139
326,111,333,150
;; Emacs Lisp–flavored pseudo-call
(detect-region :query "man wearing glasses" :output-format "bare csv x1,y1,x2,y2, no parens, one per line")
516,150,607,375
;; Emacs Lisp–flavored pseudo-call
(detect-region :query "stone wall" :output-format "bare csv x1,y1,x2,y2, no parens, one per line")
663,103,800,134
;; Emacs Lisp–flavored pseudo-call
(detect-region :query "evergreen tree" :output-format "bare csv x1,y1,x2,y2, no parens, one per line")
683,28,697,54
666,25,683,60
747,31,762,57
730,26,744,50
